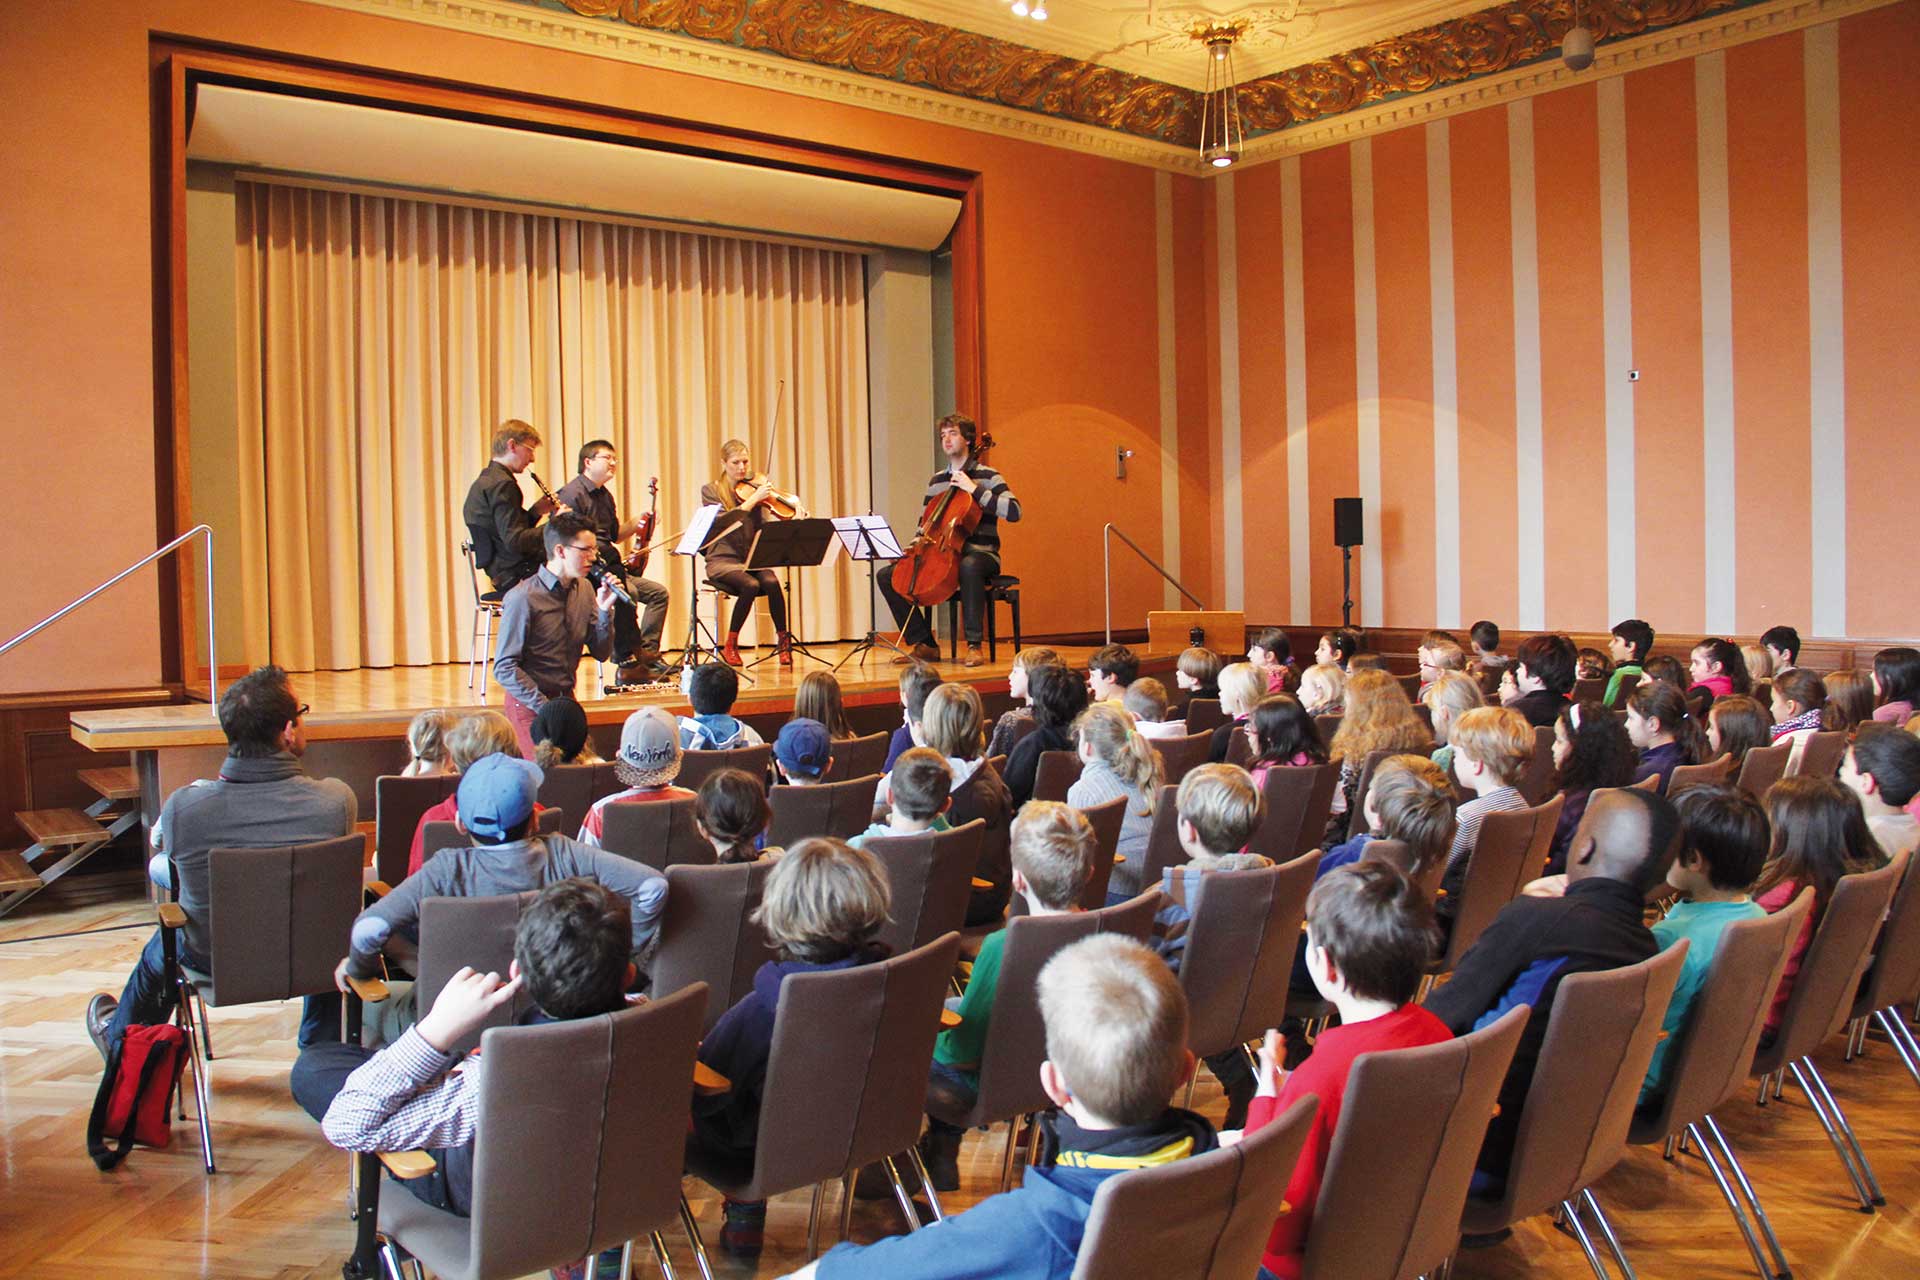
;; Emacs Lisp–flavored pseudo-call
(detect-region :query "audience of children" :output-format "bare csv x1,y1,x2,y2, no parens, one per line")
1422,669,1486,778
1175,645,1224,704
1508,634,1578,728
529,695,601,771
1843,724,1920,860
1317,754,1456,883
679,662,766,750
792,935,1211,1280
1467,620,1509,692
1575,648,1613,684
407,711,530,876
1004,661,1089,808
1085,644,1138,705
1245,694,1330,787
1315,628,1362,672
1606,619,1654,706
1155,764,1272,979
1626,681,1702,794
698,767,777,863
1762,626,1801,677
1742,643,1775,686
1248,627,1297,694
578,707,696,846
1066,702,1163,900
773,717,834,785
1769,669,1828,743
918,683,1015,925
1688,637,1752,703
1122,676,1187,740
1704,695,1771,770
1822,668,1876,736
1416,637,1467,699
1641,654,1690,692
1871,646,1920,725
883,662,944,772
851,748,954,847
1207,662,1269,764
1324,668,1432,840
693,837,894,1256
1436,706,1534,916
793,670,856,740
1298,661,1346,718
1544,700,1637,874
401,709,458,777
987,647,1061,759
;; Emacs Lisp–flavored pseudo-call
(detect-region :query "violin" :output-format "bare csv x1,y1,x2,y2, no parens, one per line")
889,428,996,608
624,476,659,575
732,473,803,521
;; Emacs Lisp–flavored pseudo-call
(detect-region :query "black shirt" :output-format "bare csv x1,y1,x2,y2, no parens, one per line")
462,461,545,590
556,474,624,575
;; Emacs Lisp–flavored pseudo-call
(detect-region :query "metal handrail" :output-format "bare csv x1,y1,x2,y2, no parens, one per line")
1103,523,1205,643
0,524,219,703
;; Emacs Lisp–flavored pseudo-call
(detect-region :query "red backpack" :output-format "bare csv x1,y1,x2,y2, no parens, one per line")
86,1022,189,1169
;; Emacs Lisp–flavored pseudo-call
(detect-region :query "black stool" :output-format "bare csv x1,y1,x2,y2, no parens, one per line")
947,575,1021,662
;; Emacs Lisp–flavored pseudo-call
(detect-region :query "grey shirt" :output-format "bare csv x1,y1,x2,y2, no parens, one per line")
492,565,613,710
158,752,358,958
1066,759,1155,898
346,834,668,978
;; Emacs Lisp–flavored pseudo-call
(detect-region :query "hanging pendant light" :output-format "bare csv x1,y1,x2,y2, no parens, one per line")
1195,24,1245,169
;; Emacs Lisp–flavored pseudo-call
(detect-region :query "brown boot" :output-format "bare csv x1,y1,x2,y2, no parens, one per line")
963,644,985,668
777,631,794,668
720,631,743,666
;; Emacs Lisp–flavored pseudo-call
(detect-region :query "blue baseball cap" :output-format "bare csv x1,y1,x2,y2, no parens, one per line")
457,753,545,840
775,718,832,778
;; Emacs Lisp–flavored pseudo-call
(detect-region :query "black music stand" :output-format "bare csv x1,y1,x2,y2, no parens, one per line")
743,517,837,669
831,515,906,670
663,504,754,687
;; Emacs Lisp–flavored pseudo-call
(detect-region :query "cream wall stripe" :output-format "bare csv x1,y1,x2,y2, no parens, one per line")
1281,157,1312,624
1155,172,1182,610
1508,99,1546,630
1598,77,1637,622
1696,52,1738,633
1804,23,1846,638
1426,123,1462,630
1216,173,1246,612
1351,140,1384,625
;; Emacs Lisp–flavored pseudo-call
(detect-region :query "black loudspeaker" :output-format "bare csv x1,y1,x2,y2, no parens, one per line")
1334,497,1364,548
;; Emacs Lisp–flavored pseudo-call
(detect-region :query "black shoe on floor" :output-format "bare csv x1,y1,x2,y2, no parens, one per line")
919,1127,962,1193
1459,1227,1514,1249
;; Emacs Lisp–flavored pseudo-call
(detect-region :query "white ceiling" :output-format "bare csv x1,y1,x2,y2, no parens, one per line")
854,0,1493,89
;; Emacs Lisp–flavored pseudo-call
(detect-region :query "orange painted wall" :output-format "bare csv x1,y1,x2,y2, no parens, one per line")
1370,127,1436,630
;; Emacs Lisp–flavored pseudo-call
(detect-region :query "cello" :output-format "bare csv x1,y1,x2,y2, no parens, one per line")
889,428,996,607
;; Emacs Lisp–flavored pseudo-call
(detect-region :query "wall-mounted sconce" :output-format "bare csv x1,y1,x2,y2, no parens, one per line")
1117,446,1135,479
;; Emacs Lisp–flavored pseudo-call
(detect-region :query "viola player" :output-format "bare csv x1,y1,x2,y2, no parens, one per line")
699,438,804,667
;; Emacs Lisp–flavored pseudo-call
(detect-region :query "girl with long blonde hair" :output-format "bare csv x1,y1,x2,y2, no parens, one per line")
1068,701,1164,901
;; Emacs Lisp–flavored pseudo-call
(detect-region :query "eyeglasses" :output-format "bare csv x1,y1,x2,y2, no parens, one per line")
564,543,596,555
296,704,311,720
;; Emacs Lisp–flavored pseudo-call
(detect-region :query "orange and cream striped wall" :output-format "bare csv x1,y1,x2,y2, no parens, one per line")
1170,1,1919,641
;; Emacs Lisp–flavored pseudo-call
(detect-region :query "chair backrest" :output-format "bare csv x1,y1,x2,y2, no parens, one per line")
374,773,459,886
460,539,489,607
824,731,890,783
1519,792,1565,882
535,763,602,830
1357,837,1447,902
1735,742,1793,802
1495,945,1688,1224
1181,853,1318,1057
767,774,881,847
1610,670,1641,706
750,933,962,1196
866,819,987,957
1438,806,1540,971
1667,754,1735,796
1185,698,1226,737
986,753,1008,777
1151,731,1215,787
204,835,365,1006
1793,730,1849,779
678,743,773,791
417,892,539,1055
651,860,776,1033
1139,785,1187,892
1516,727,1557,806
1305,1006,1530,1280
970,894,1161,1126
1342,749,1396,841
467,984,707,1277
1314,713,1344,745
1076,796,1129,910
1856,854,1920,1017
420,809,565,864
1032,750,1084,803
1072,1095,1319,1280
1572,677,1607,704
598,796,708,867
1636,890,1812,1140
1225,728,1254,768
1247,763,1336,861
1759,852,1908,1070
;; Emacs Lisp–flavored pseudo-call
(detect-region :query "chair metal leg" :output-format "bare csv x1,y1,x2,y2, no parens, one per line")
837,1171,856,1248
1800,1059,1884,1206
1581,1188,1638,1280
193,986,214,1061
882,1155,923,1231
1662,1133,1679,1161
1873,1009,1920,1087
1559,1197,1613,1280
649,1231,677,1280
806,1180,827,1257
678,1195,715,1280
614,1239,635,1280
1183,1073,1197,1109
904,1145,945,1222
1785,1061,1876,1212
1843,1016,1866,1060
1702,1115,1792,1280
999,1116,1024,1193
174,974,215,1173
1688,1122,1777,1280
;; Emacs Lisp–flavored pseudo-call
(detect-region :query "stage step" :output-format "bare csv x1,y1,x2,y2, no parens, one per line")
79,767,139,802
16,809,109,849
0,850,39,894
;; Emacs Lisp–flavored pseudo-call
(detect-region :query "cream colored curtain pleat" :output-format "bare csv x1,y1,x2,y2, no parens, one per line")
235,182,870,671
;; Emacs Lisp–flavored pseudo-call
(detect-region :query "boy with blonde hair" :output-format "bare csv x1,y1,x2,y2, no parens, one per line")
792,935,1213,1280
1437,706,1534,922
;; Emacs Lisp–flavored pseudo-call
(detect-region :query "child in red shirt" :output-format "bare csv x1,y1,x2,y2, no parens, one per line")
1238,861,1451,1280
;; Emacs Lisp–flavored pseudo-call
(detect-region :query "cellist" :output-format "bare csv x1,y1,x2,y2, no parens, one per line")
880,413,1022,668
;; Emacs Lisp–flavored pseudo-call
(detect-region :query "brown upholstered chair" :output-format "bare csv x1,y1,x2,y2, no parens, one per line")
865,818,986,958
1303,1006,1530,1280
767,774,881,847
1519,792,1565,881
684,933,962,1255
1075,795,1128,910
1137,784,1186,894
1032,750,1083,803
534,762,601,828
1845,852,1920,1077
1341,749,1397,842
822,730,889,783
1314,713,1344,745
1608,670,1641,707
597,796,707,867
374,773,458,887
1573,677,1607,703
1627,890,1812,1280
1177,854,1316,1085
926,894,1160,1192
1151,730,1215,787
1668,754,1736,796
1734,742,1793,802
1358,836,1446,902
678,743,773,791
1185,697,1226,737
1792,730,1849,780
1458,945,1688,1277
1247,763,1337,861
1517,726,1557,805
1071,1096,1319,1280
365,984,711,1280
986,753,1008,777
162,834,366,1172
1427,806,1540,988
1751,852,1907,1212
418,808,565,864
413,892,539,1056
1225,727,1254,768
650,860,775,1034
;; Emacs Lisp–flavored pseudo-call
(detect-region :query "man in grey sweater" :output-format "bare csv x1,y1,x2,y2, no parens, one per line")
336,753,667,987
87,666,357,1054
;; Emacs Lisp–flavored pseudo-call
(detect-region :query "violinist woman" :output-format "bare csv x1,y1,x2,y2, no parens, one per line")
700,438,804,666
880,413,1021,668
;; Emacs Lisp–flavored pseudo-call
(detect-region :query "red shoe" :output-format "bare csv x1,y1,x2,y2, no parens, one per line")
720,631,743,666
777,631,794,667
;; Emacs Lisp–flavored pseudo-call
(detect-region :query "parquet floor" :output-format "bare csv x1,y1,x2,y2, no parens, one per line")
4,875,1919,1279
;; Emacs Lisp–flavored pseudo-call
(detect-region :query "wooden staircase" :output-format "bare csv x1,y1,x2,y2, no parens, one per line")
0,766,142,916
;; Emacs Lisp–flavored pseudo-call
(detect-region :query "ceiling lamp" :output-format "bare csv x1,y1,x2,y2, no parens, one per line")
1195,24,1246,169
1006,0,1046,18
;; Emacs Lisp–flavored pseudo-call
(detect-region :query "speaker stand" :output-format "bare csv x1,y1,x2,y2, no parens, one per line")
1340,544,1354,629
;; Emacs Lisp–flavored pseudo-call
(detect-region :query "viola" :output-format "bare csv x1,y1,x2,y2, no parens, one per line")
732,473,802,521
624,476,659,575
889,429,996,608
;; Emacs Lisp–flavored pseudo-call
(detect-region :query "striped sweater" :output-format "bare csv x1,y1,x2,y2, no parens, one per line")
922,462,1021,559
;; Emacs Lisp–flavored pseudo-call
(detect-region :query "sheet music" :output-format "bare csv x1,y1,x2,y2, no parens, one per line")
675,504,723,556
830,514,901,562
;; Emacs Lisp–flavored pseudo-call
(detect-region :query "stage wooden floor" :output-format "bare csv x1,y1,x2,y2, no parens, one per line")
3,874,1919,1279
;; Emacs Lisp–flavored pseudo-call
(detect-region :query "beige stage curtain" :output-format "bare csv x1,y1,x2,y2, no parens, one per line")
233,180,871,672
